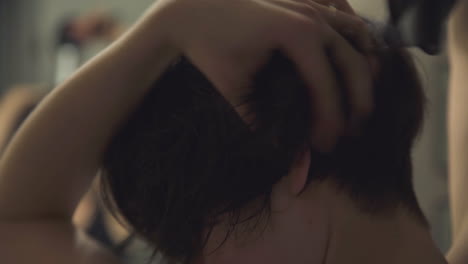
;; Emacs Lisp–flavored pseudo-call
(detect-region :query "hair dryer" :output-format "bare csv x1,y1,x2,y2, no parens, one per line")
383,0,458,55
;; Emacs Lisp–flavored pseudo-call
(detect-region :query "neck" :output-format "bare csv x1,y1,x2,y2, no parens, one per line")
201,180,448,264
323,186,447,264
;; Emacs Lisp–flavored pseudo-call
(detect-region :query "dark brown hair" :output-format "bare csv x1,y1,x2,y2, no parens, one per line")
101,47,426,263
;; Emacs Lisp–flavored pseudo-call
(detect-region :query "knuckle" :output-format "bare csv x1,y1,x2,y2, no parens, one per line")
352,18,370,34
299,4,319,17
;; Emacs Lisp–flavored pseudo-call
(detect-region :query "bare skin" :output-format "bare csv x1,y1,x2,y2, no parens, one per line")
0,85,44,155
0,0,466,263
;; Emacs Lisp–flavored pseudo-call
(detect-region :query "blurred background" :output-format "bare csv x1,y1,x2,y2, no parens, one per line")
0,0,452,263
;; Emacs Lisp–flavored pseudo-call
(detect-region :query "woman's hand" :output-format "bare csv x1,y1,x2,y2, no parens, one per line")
155,0,374,150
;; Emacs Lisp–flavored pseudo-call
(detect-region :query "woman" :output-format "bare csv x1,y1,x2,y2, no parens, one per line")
0,0,467,263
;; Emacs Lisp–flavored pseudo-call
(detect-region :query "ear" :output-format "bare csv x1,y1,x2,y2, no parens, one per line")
288,149,311,195
271,149,311,210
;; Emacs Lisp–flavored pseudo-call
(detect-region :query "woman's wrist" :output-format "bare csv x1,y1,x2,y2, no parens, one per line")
109,3,181,85
143,1,182,60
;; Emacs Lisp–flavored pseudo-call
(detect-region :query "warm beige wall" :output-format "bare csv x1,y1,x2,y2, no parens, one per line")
349,0,388,20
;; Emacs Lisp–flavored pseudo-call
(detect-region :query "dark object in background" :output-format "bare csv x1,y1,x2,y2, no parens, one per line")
386,0,457,55
56,13,119,47
57,15,82,47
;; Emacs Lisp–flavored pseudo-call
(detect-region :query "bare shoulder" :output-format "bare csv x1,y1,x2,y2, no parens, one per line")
0,220,122,264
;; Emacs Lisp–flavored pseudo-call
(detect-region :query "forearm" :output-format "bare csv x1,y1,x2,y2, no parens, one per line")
0,7,178,221
0,86,42,154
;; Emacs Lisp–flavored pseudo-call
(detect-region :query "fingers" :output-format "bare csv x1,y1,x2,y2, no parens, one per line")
327,30,374,131
280,19,344,152
309,2,374,53
278,15,373,151
269,0,374,53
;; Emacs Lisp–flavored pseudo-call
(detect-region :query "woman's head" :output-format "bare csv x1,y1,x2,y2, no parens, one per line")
101,46,425,263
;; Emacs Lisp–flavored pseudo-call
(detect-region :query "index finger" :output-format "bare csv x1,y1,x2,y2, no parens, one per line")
280,18,344,152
